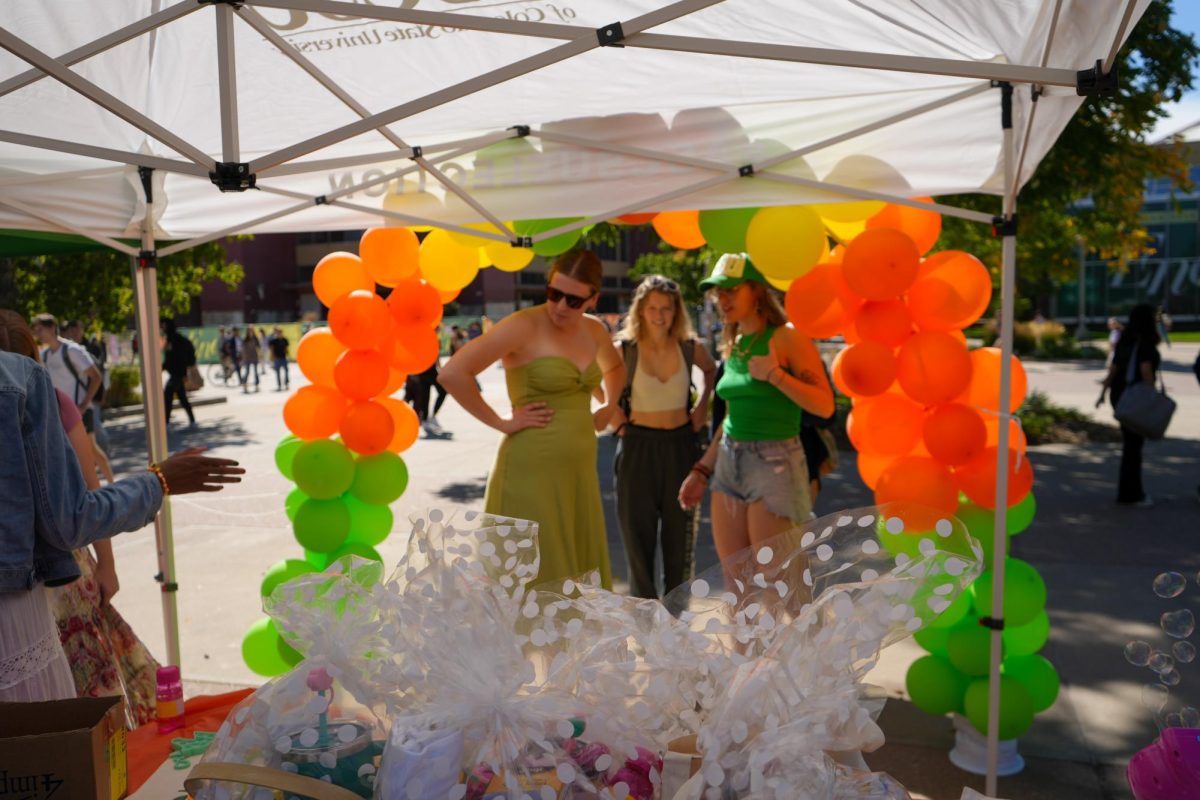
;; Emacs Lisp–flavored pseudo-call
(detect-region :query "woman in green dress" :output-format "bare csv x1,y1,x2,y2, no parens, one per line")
439,250,624,588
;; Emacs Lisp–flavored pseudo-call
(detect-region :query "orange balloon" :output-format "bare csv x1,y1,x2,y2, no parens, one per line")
360,227,420,287
983,414,1028,457
857,451,893,490
828,259,865,323
896,331,972,406
334,349,390,400
378,397,420,453
437,286,460,303
390,323,441,374
295,328,346,389
955,446,1034,509
340,399,395,456
329,290,390,351
842,228,920,300
874,455,959,529
958,347,1027,414
908,251,992,331
865,198,942,255
386,278,444,329
856,392,924,455
377,367,408,399
846,401,872,452
854,299,913,348
923,403,987,466
784,263,841,337
615,213,657,225
283,386,347,441
652,210,706,249
832,341,896,397
313,252,372,308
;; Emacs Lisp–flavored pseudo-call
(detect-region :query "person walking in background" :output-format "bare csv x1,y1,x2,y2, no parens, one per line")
678,254,834,562
162,319,197,427
609,274,716,603
31,314,114,484
268,327,290,391
1097,303,1162,507
439,250,624,589
63,319,112,455
227,326,244,386
257,328,270,378
240,328,261,393
1106,317,1123,368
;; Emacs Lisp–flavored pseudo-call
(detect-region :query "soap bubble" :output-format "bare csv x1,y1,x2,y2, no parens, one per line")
1173,641,1196,664
1181,707,1200,727
1142,683,1169,711
1148,651,1174,674
1153,572,1187,598
1161,609,1195,639
1159,667,1181,686
1125,640,1152,666
1165,712,1184,728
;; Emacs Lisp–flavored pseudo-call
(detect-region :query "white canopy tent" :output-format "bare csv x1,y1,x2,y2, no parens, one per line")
0,0,1148,791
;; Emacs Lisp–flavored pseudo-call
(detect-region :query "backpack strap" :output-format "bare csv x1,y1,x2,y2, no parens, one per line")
617,339,637,417
59,345,86,406
683,338,697,411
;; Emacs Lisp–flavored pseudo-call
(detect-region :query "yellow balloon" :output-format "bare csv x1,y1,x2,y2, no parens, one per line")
419,229,479,291
484,241,535,272
745,206,827,281
813,200,886,223
449,221,508,249
477,247,492,269
822,216,867,244
767,274,792,292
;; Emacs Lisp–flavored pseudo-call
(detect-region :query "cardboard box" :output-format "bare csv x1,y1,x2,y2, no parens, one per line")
0,696,128,800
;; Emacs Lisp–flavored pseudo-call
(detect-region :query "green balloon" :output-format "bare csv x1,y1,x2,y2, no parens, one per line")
345,496,394,547
956,501,1007,569
242,618,292,677
963,676,1035,740
972,558,1047,628
292,439,355,500
328,541,383,564
698,207,758,254
906,655,969,716
514,218,583,257
274,435,302,481
914,623,951,657
1003,611,1049,657
876,518,927,561
293,497,351,553
946,621,996,677
928,588,972,629
278,633,304,667
260,558,316,599
350,452,408,505
304,548,331,570
1007,492,1037,535
1002,653,1059,712
285,488,308,522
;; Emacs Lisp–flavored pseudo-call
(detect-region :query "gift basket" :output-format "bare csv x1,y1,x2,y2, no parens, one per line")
187,503,979,800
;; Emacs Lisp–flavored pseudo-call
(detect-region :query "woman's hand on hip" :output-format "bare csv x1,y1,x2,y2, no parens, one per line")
504,402,553,434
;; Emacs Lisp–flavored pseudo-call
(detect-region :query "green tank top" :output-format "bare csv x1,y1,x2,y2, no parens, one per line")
716,325,802,441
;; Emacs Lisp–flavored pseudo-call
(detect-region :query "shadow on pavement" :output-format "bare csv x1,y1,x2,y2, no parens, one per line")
102,414,258,475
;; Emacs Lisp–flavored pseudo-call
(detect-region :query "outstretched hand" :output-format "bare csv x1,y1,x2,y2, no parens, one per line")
157,447,244,494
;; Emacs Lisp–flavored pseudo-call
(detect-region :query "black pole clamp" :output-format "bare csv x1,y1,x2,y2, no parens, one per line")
738,164,755,177
1076,59,1119,97
137,250,158,270
508,125,531,138
154,571,180,593
514,236,533,248
991,213,1018,237
410,145,424,160
978,616,1005,631
209,162,256,192
596,22,625,46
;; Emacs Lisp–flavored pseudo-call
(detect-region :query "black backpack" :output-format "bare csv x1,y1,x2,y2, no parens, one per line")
617,338,697,416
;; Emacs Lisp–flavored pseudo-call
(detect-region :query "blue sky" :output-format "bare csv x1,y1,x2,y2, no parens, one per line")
1149,2,1200,140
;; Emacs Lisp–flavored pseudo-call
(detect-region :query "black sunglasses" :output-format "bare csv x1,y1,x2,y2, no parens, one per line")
546,286,594,309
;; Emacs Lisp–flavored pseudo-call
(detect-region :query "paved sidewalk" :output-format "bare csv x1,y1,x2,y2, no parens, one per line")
100,344,1199,800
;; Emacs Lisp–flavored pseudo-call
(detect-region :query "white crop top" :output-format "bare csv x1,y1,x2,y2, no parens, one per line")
630,345,689,413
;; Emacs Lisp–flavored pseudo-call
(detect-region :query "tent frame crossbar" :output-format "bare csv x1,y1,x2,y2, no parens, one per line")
216,3,241,163
1011,0,1064,207
262,129,520,177
0,196,138,256
0,129,211,177
0,165,124,189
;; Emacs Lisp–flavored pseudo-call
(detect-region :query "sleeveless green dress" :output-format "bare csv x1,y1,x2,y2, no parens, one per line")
485,356,613,589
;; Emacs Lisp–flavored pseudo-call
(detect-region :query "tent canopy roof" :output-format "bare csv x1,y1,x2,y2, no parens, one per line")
0,0,1148,244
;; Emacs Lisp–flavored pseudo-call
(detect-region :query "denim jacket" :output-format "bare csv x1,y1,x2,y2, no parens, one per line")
0,352,162,591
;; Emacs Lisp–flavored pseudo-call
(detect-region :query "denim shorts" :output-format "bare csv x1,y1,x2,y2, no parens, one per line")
710,435,812,523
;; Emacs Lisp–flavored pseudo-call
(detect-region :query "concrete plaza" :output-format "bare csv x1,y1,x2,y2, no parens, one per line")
99,343,1200,800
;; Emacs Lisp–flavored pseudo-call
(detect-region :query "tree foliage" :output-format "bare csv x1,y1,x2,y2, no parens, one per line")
629,239,715,307
5,240,244,333
936,1,1199,313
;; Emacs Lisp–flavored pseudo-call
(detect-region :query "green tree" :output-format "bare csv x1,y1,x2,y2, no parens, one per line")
629,239,715,306
7,240,244,332
936,1,1199,315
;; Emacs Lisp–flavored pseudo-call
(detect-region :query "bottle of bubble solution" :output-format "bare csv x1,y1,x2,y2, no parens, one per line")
156,665,185,734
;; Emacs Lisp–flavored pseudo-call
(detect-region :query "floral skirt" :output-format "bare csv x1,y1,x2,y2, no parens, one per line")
51,549,161,727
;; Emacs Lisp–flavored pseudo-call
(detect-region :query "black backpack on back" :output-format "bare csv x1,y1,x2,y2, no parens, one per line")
617,338,697,417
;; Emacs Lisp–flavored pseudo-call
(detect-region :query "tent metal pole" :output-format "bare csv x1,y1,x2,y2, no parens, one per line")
130,167,182,669
985,82,1018,797
215,3,241,163
261,129,516,177
0,166,124,188
159,199,315,257
0,197,139,256
1011,0,1064,201
0,0,199,100
754,173,996,224
0,130,210,177
246,0,724,172
320,197,512,243
1103,0,1140,74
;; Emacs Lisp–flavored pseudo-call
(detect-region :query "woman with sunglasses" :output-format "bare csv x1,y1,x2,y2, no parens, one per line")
610,275,716,604
439,250,624,588
678,253,834,561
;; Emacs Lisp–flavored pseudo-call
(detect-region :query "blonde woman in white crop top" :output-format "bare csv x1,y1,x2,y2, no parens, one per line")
609,275,716,607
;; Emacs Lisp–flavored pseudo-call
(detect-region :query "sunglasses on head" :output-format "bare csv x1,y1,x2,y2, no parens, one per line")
641,276,679,293
546,286,594,309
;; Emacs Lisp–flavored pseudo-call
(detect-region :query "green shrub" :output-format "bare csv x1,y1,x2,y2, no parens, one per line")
105,365,142,407
1018,390,1119,444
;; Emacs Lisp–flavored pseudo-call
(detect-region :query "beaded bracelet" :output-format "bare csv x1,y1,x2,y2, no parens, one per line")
148,463,170,496
690,462,714,480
